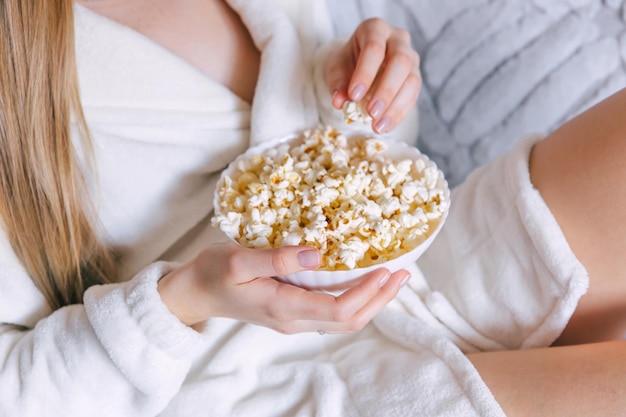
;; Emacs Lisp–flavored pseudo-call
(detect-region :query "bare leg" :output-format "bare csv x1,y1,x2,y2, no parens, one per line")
468,341,626,417
530,87,626,344
468,88,626,416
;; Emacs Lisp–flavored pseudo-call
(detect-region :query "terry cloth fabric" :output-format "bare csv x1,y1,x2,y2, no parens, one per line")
416,134,590,351
0,1,585,417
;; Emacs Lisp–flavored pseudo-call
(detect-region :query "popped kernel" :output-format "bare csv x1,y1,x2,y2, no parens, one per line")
212,126,448,271
342,100,372,125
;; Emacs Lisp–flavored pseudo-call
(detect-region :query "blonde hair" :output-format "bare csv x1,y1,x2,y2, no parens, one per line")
0,0,116,310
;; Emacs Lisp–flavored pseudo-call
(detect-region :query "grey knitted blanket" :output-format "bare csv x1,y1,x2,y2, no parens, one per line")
327,0,626,186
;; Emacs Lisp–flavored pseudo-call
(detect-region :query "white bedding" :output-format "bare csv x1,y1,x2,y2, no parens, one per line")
326,0,626,185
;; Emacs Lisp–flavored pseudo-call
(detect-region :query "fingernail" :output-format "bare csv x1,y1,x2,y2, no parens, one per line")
379,271,391,288
370,99,385,119
331,89,344,108
375,116,390,133
400,273,411,287
350,84,366,101
298,249,321,268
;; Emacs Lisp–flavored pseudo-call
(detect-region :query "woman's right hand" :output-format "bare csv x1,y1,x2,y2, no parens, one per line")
157,243,410,334
325,18,422,134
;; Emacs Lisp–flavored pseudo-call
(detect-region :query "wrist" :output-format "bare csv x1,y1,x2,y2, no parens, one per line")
157,261,208,327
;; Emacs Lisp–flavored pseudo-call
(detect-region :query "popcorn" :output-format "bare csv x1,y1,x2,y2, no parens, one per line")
342,100,372,125
212,126,449,271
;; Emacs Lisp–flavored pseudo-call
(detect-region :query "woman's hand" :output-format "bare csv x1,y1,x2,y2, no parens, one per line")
158,243,410,334
325,18,422,134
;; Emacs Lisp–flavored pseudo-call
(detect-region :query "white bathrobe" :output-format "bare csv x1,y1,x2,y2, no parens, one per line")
0,1,588,416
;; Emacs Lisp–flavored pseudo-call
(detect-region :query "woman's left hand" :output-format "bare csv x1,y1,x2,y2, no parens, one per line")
325,18,422,134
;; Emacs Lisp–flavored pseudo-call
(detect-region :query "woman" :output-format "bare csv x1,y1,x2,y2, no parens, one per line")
0,0,624,416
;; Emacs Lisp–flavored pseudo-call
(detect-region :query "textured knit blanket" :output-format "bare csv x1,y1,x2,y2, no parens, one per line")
327,0,626,186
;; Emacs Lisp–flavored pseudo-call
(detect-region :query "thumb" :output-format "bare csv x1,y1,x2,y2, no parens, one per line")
247,246,321,278
327,67,352,109
325,47,355,109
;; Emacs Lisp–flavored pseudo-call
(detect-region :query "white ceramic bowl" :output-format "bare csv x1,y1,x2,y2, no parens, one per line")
213,128,450,290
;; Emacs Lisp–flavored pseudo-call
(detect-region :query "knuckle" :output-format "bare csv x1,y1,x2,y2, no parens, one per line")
332,304,353,323
406,72,422,91
363,17,387,31
363,39,386,59
266,303,290,322
394,28,411,43
270,249,291,276
348,316,370,332
412,50,421,67
223,248,245,276
392,52,414,71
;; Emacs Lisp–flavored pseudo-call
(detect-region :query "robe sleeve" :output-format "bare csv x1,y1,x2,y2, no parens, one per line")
0,261,205,417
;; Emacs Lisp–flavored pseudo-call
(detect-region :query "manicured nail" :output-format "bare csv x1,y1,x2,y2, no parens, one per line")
350,84,366,101
331,89,345,108
375,116,390,133
370,99,385,119
298,249,321,268
400,272,411,287
379,271,391,287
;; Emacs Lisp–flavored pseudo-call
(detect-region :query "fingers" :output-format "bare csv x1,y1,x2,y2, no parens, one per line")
325,44,355,109
367,36,421,134
348,21,391,102
319,268,410,334
269,268,391,322
326,19,392,110
372,70,421,134
196,243,410,334
225,245,321,283
252,268,411,335
326,18,421,132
